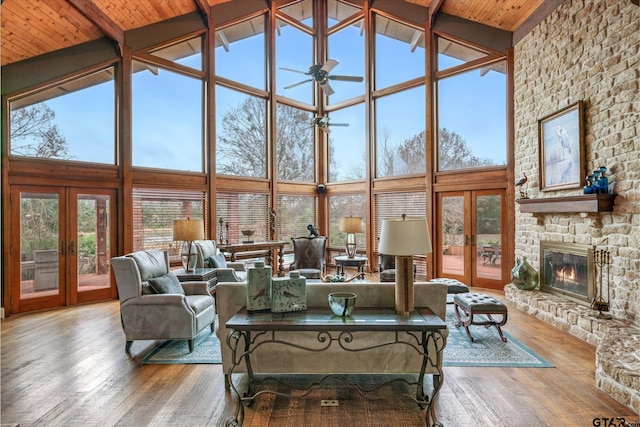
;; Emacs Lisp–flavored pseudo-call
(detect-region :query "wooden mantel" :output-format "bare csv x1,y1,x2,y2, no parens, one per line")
515,193,616,213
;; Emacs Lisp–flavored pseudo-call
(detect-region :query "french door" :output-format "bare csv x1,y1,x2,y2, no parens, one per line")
10,185,117,313
436,189,506,290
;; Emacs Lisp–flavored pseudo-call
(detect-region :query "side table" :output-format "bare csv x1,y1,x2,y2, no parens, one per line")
174,268,217,297
334,255,368,279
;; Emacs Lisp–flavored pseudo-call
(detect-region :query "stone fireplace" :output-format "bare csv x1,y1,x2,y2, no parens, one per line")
540,241,594,306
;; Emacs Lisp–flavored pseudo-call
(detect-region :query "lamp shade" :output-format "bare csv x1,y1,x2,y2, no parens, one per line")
377,216,432,256
173,218,205,241
340,216,363,234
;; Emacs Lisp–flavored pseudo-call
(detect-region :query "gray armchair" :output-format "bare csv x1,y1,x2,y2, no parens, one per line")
111,249,216,353
193,240,247,282
290,236,327,279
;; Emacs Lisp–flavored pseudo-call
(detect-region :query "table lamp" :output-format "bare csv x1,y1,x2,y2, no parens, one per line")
173,218,204,272
340,216,363,258
378,214,432,316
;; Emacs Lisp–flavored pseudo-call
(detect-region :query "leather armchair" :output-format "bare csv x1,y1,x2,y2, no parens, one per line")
111,249,215,353
193,240,247,282
289,236,327,279
379,254,417,282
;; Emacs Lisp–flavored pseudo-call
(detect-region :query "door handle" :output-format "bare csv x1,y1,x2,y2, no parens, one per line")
471,235,476,246
465,235,470,246
70,240,76,256
61,240,66,256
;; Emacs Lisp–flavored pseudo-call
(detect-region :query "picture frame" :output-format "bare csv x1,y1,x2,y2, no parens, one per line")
538,101,584,191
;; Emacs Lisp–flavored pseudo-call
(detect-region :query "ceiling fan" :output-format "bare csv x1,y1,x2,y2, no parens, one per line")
311,115,349,133
281,59,363,96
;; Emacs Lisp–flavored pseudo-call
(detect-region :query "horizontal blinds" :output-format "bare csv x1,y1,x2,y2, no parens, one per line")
374,191,427,278
216,192,270,244
132,188,207,260
328,194,366,250
277,195,315,241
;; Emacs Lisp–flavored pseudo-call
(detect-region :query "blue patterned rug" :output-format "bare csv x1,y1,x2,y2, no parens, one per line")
142,308,553,367
142,328,221,364
443,304,553,367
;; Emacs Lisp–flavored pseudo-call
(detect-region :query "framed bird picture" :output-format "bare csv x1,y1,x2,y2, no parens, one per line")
538,101,585,191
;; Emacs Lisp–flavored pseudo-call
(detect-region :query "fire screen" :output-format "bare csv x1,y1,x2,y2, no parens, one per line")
540,241,594,305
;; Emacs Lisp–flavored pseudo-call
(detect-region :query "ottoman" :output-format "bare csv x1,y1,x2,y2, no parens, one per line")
453,293,508,342
430,278,469,303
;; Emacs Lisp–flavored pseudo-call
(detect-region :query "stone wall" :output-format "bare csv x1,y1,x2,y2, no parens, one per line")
513,0,640,326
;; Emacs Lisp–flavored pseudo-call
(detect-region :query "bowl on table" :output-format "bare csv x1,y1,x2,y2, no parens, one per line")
328,292,357,317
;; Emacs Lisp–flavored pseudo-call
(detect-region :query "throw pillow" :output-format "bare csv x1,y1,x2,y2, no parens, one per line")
207,253,227,268
148,273,185,295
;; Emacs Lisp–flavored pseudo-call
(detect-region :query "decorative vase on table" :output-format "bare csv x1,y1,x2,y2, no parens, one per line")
246,261,272,311
271,271,307,313
511,256,539,290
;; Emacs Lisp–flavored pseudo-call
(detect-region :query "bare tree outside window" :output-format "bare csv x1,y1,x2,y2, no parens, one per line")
10,104,69,159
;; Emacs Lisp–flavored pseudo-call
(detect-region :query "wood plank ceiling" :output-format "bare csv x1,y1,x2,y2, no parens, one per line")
0,0,545,67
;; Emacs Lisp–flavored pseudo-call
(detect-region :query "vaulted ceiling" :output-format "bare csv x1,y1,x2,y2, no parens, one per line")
0,0,548,67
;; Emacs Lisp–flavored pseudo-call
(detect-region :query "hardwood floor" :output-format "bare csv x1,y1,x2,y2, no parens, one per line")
1,284,638,427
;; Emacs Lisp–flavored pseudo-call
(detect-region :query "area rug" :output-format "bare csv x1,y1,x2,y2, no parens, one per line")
142,308,552,368
142,328,221,364
443,304,553,367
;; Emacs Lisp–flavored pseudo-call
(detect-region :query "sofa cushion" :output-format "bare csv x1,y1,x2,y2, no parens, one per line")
148,273,185,295
208,253,228,268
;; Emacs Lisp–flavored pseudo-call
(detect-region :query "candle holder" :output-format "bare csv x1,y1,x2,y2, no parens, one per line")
218,217,224,244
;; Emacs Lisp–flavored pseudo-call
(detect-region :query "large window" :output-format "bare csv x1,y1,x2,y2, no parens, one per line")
374,14,425,90
436,36,507,171
215,86,268,178
132,62,203,172
132,188,207,261
327,103,366,182
276,17,314,105
215,16,266,90
375,86,426,177
276,103,315,182
9,67,116,164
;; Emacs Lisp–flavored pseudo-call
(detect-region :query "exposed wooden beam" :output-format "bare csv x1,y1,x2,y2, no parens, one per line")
66,0,124,55
513,0,566,45
193,0,211,25
428,0,445,27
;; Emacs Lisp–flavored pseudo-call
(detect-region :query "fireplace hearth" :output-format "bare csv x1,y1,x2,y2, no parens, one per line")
540,241,594,306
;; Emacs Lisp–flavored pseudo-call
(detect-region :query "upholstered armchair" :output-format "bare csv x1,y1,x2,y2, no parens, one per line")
289,236,327,279
111,249,216,353
193,240,247,282
379,254,417,282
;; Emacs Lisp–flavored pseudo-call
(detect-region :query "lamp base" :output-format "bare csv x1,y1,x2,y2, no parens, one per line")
345,233,357,258
395,255,414,316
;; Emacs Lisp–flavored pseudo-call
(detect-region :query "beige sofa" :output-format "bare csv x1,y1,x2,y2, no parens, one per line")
216,281,448,389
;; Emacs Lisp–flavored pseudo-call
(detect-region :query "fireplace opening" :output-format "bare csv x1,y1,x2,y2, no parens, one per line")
540,241,594,306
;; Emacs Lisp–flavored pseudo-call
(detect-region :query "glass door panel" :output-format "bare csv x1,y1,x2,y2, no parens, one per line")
71,190,116,304
13,188,66,312
440,194,465,278
474,194,502,281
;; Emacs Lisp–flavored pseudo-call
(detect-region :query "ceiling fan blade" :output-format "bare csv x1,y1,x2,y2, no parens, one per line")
321,59,339,73
329,75,364,82
329,123,349,127
280,67,308,75
320,126,331,133
319,81,335,96
284,79,312,89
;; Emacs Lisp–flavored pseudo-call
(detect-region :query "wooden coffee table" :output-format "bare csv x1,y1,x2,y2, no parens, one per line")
225,307,447,427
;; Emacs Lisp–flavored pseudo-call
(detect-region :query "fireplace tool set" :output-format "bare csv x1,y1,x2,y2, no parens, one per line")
590,247,611,318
